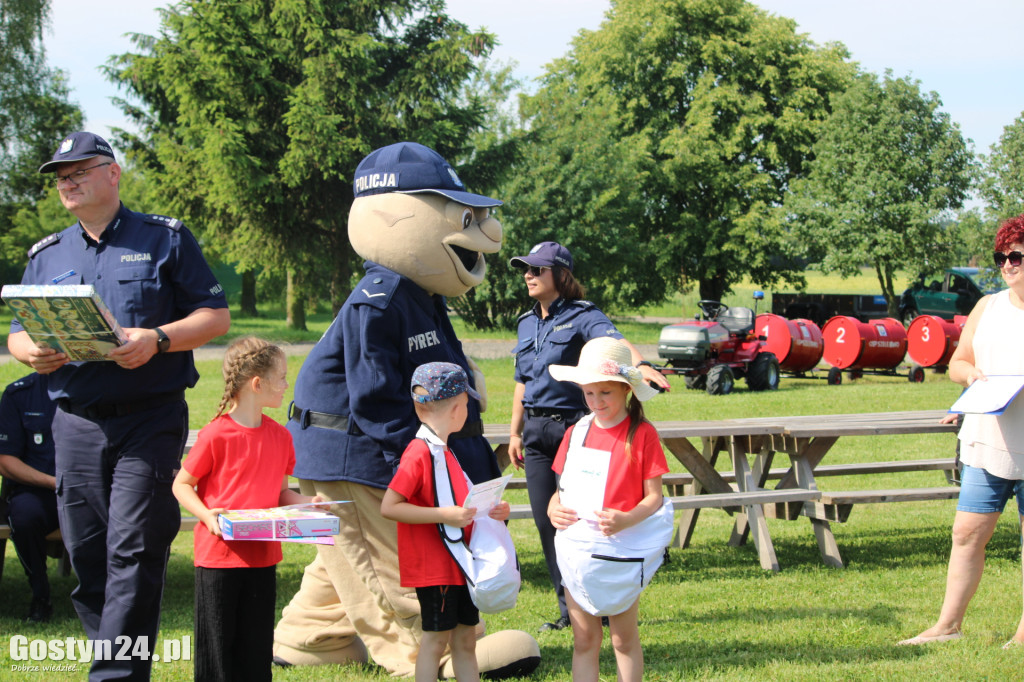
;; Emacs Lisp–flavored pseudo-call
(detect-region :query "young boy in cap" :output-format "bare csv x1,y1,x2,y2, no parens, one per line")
381,362,511,682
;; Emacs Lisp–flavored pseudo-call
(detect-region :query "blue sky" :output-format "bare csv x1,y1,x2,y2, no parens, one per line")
45,0,1023,157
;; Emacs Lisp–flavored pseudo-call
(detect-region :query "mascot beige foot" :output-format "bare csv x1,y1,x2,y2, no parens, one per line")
272,638,368,667
441,630,541,679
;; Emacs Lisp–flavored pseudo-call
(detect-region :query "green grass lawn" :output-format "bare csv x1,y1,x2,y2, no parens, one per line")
3,354,1021,680
2,265,1021,681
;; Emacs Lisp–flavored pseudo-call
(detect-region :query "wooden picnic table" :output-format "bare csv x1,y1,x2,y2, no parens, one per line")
655,410,959,570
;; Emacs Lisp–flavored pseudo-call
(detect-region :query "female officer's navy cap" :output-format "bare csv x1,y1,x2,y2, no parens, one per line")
352,141,502,208
410,362,481,403
509,241,574,272
39,132,116,173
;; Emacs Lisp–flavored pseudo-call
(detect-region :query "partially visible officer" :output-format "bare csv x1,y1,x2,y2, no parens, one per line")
8,131,230,682
0,372,59,623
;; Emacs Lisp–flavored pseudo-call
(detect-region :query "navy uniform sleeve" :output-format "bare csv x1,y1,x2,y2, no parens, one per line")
513,315,534,385
576,302,624,342
343,293,420,471
151,217,228,314
0,380,29,457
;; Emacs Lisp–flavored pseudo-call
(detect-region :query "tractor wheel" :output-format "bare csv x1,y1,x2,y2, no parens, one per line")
909,365,926,383
748,353,780,391
706,365,735,395
826,367,843,385
684,374,707,391
901,305,918,327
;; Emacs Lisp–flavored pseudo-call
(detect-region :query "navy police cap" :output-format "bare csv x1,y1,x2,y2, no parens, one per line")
352,141,502,208
39,132,116,173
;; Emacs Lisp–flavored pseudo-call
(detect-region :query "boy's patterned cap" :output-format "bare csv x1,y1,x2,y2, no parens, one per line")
410,362,481,403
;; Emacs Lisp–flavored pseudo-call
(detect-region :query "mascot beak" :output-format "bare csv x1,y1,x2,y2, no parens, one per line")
443,203,503,288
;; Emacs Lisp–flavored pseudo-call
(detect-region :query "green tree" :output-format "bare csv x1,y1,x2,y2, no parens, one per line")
494,0,854,318
980,112,1024,221
107,0,496,329
786,71,975,314
0,0,83,283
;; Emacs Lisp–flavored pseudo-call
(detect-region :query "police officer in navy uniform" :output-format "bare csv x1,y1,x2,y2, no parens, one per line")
506,241,670,631
0,373,59,622
8,131,230,681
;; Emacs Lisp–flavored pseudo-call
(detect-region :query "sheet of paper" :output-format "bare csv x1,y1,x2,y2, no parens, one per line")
558,446,611,523
462,474,512,518
948,375,1024,415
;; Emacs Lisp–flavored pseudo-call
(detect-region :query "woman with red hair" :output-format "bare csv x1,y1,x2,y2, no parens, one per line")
900,214,1024,648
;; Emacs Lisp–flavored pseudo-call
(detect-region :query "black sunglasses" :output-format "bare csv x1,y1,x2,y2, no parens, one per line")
993,251,1023,268
520,265,551,277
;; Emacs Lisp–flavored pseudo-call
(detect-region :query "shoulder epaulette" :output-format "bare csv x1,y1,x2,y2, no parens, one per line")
574,299,596,309
5,375,34,394
516,309,534,323
352,271,400,310
27,233,61,259
143,214,183,231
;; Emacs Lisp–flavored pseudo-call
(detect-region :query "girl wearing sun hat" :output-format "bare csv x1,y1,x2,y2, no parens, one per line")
545,337,674,681
507,241,670,632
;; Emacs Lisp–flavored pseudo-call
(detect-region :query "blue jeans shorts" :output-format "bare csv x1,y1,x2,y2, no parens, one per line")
957,464,1024,515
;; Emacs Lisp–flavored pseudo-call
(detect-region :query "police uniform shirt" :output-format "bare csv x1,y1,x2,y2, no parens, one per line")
289,262,496,486
9,204,228,407
0,374,57,491
514,297,623,411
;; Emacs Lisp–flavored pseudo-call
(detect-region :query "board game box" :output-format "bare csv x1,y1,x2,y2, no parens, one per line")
218,507,341,541
1,284,128,361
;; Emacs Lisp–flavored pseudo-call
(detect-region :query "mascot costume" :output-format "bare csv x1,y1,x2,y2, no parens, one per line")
273,142,540,678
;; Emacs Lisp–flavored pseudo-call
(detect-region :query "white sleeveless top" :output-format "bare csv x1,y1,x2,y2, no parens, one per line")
958,289,1024,480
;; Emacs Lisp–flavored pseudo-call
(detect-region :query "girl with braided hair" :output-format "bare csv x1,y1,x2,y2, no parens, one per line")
173,336,325,681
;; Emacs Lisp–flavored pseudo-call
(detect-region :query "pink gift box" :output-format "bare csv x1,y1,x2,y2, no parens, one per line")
218,508,339,540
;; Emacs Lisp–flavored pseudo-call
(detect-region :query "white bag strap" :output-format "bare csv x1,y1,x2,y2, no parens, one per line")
431,441,475,581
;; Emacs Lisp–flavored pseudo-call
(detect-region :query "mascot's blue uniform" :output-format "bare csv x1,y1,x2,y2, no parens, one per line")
289,261,498,486
274,142,539,678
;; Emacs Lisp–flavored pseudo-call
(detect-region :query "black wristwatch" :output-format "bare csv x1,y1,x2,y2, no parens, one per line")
636,360,654,368
155,327,171,354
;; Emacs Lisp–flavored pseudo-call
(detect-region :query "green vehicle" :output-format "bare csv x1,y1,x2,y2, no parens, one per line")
898,267,1004,325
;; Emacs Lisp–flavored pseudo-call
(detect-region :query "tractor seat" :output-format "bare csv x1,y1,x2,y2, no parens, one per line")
718,307,754,335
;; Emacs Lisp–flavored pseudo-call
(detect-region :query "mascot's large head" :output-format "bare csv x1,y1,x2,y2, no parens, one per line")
348,142,503,297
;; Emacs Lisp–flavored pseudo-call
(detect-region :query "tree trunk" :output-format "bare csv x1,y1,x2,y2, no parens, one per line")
286,269,307,331
698,276,727,303
239,269,258,317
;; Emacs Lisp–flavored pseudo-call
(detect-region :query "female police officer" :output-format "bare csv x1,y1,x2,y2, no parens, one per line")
507,242,669,631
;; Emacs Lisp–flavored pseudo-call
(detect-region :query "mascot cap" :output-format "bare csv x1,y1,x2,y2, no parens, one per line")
40,132,116,173
353,141,502,208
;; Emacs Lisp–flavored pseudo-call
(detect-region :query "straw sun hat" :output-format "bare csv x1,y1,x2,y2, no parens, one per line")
548,337,659,402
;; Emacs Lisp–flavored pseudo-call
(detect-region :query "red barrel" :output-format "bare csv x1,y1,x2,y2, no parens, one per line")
907,315,965,367
822,316,908,370
755,313,824,373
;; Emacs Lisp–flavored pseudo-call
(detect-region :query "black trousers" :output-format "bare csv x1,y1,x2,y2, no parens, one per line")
522,411,582,620
194,565,276,682
7,486,60,603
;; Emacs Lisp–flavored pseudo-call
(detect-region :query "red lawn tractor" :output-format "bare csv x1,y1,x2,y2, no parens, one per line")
655,293,780,395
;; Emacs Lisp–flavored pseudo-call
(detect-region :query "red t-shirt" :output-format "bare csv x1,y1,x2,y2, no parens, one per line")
182,414,296,569
389,437,472,587
553,417,669,512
